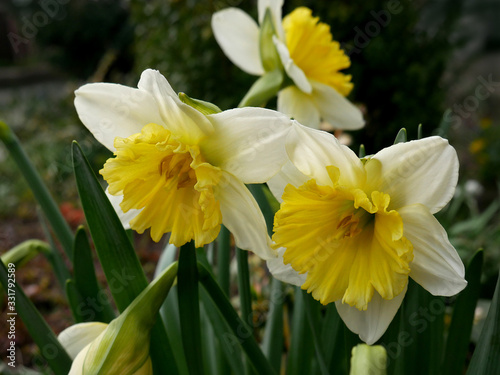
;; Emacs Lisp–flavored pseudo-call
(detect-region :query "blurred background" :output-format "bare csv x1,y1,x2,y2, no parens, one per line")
1,0,499,370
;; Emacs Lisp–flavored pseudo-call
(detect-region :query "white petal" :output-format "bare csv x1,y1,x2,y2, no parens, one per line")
58,322,108,360
399,204,467,296
310,81,365,130
203,107,292,183
211,8,264,76
74,83,163,151
277,86,320,129
217,172,275,260
267,160,309,203
285,122,365,187
366,136,459,214
336,286,407,345
137,69,213,144
258,0,285,40
266,247,307,286
105,188,141,230
68,343,91,375
273,36,312,93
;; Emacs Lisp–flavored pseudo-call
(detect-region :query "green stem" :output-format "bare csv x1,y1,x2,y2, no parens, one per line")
198,262,277,375
37,210,71,289
0,121,73,259
178,242,204,375
237,247,255,375
261,277,284,374
217,225,231,296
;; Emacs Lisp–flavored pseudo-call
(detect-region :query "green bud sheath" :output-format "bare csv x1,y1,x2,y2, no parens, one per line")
82,262,179,374
178,92,222,115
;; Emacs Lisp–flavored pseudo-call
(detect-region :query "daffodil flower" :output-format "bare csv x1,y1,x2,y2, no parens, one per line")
212,0,364,130
74,69,293,259
266,124,467,344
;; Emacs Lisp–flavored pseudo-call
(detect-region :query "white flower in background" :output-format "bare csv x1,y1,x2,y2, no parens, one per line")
74,69,293,259
212,1,364,130
267,123,467,344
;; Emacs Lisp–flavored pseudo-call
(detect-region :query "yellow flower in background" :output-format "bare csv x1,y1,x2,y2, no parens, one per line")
267,123,467,344
212,0,364,130
75,69,294,259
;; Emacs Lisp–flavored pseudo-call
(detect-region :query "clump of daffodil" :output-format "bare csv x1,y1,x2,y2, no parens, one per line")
212,0,364,130
58,262,178,374
75,69,294,259
266,123,467,344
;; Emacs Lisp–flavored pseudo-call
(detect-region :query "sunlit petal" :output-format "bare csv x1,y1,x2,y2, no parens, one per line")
212,8,264,76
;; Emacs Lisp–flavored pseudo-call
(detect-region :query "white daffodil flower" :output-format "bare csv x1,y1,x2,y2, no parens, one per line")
74,69,294,260
267,123,467,344
212,1,364,130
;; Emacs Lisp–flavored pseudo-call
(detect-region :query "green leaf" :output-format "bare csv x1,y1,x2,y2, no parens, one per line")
196,247,244,375
321,304,349,374
236,247,256,375
385,280,445,375
466,271,500,375
178,242,204,375
239,69,283,108
303,291,329,375
443,250,483,375
71,141,177,375
0,260,72,374
261,277,284,374
156,244,190,375
0,121,74,259
198,262,277,375
287,287,315,375
393,128,407,144
72,226,115,323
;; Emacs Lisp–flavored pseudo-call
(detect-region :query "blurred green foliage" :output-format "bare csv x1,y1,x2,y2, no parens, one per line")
130,0,256,111
5,0,133,79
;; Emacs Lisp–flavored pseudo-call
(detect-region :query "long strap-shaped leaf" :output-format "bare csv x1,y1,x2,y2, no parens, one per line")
466,270,500,374
0,260,72,374
198,262,277,375
71,226,115,323
178,242,204,375
443,250,483,375
71,141,178,375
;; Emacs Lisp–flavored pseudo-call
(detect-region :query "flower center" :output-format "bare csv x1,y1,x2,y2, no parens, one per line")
101,123,223,247
282,7,353,96
272,166,413,310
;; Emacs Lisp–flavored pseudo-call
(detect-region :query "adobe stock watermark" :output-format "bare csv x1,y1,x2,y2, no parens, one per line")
442,74,500,129
342,0,408,56
8,0,69,54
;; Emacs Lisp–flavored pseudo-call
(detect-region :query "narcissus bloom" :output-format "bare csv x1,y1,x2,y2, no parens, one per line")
212,0,364,130
267,124,467,344
75,69,292,259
